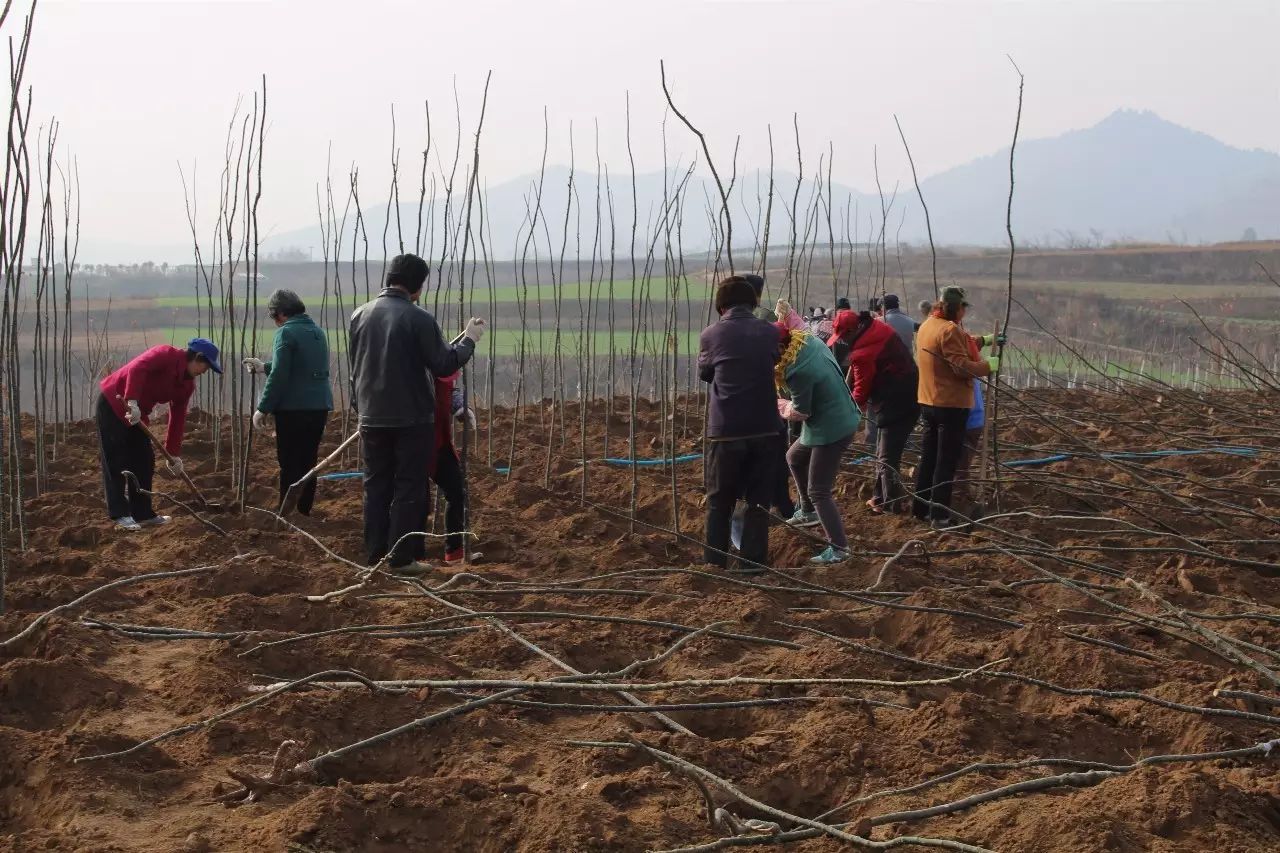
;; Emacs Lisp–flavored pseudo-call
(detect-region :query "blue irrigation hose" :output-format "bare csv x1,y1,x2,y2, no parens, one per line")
317,445,1260,481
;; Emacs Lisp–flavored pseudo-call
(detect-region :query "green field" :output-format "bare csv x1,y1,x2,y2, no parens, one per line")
157,326,704,357
153,277,707,310
961,278,1276,300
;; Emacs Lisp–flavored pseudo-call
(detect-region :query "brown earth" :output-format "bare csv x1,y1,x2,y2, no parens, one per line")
1,390,1279,852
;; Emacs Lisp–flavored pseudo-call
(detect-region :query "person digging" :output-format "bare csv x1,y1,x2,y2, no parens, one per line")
96,338,223,531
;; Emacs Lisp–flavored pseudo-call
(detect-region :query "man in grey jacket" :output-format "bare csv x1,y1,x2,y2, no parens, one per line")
880,294,916,353
350,253,484,571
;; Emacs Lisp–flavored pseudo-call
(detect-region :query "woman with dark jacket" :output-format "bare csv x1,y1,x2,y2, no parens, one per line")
698,275,784,572
914,286,999,529
244,290,334,516
832,310,920,514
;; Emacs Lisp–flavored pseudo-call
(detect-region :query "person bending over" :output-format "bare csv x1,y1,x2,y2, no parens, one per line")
96,338,222,530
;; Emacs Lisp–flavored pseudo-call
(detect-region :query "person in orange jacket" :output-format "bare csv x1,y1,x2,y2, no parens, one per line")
96,338,222,530
913,287,999,529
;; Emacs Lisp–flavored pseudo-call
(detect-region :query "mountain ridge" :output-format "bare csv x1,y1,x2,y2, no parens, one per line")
247,108,1278,259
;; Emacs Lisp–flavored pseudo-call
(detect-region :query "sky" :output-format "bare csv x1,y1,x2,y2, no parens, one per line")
22,0,1280,263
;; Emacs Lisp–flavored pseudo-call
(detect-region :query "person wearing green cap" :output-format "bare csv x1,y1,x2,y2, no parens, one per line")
913,286,1001,529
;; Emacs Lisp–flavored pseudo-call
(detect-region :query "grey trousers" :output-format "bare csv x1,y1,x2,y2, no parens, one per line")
786,433,853,549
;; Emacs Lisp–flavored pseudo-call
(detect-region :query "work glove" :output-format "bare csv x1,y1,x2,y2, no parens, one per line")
986,356,1001,373
125,399,142,426
775,299,792,319
781,400,810,423
463,317,486,344
166,457,185,477
981,333,1008,348
455,407,477,430
252,410,268,430
243,357,266,375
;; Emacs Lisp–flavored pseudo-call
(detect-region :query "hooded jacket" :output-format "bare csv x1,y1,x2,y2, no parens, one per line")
843,318,920,428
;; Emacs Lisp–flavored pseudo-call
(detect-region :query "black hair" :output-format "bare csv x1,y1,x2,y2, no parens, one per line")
386,253,430,294
267,289,306,318
713,275,759,314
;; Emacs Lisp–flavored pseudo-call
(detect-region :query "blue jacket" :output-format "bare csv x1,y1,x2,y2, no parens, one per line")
968,379,985,430
257,314,334,413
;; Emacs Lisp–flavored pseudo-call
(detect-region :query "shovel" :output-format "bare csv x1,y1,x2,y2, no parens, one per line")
140,422,223,512
278,430,361,516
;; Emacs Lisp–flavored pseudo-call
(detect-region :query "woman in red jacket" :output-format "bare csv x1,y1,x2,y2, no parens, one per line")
96,338,222,530
831,311,919,513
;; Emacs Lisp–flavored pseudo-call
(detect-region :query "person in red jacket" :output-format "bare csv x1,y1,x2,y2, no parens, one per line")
410,371,475,567
831,311,919,513
96,338,222,530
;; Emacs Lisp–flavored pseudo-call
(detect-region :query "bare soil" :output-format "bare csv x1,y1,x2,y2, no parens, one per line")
2,390,1279,852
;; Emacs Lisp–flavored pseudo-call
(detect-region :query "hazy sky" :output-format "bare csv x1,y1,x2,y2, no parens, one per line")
24,0,1280,262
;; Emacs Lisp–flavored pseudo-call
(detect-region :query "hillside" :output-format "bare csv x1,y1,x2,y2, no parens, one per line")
261,110,1280,260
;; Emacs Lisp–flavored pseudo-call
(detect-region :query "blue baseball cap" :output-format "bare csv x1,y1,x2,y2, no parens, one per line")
187,338,223,374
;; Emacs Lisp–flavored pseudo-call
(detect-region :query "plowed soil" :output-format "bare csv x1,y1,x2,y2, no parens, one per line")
2,389,1279,853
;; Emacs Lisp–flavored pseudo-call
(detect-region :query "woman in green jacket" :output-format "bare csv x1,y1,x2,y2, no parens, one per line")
777,328,861,564
243,290,334,515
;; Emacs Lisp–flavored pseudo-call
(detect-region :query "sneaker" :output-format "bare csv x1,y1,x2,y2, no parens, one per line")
138,515,172,527
444,549,483,565
785,509,821,528
389,561,434,576
114,516,142,532
809,546,850,565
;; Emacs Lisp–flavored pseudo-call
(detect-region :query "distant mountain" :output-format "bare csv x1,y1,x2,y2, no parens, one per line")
259,109,1280,260
910,109,1280,246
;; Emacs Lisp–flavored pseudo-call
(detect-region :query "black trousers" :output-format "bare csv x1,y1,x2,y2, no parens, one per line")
361,423,433,568
433,447,466,553
411,445,467,560
912,405,970,521
872,413,918,510
274,410,328,515
95,393,156,522
705,434,779,569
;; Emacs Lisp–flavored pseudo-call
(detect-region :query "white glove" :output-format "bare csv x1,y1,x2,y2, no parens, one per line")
252,410,268,430
125,399,142,426
775,299,792,319
243,357,265,375
456,408,477,430
463,317,486,344
166,457,185,476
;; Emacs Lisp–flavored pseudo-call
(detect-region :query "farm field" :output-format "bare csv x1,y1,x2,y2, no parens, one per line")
1,387,1279,852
